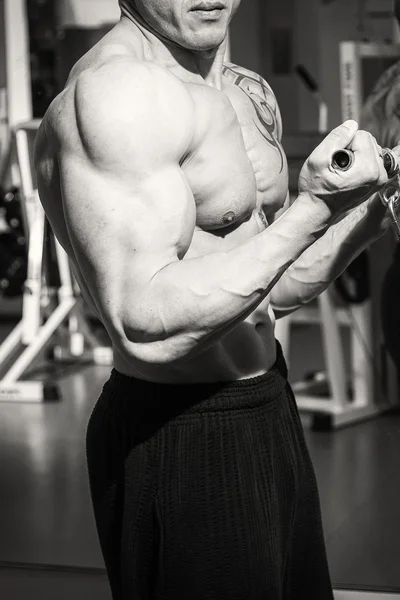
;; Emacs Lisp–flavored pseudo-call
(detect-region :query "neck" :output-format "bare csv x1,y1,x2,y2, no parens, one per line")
118,1,227,88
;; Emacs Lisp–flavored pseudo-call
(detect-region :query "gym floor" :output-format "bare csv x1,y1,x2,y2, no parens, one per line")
1,316,400,599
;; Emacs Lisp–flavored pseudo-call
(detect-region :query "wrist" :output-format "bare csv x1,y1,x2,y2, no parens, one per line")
357,193,391,237
295,192,335,233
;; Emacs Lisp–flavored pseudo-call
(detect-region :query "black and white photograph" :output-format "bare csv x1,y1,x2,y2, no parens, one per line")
1,1,400,599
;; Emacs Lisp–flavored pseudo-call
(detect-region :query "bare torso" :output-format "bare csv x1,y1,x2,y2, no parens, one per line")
34,24,288,383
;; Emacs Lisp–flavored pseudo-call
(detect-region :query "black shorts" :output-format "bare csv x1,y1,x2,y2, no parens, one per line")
86,342,334,600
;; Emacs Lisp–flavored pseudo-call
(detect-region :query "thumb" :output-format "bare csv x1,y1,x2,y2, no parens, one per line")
318,120,359,154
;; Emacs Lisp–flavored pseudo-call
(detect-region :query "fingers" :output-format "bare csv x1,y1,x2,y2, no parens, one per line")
348,130,373,154
349,130,388,187
373,142,389,186
318,120,359,154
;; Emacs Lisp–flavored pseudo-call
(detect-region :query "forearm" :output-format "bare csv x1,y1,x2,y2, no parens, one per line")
122,196,331,364
270,192,389,316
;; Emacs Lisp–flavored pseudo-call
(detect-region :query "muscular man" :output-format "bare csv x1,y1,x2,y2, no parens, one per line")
34,1,396,598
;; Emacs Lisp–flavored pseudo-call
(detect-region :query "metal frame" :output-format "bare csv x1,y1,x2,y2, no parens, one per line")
3,0,32,129
276,290,382,430
0,0,32,182
276,42,400,429
339,42,400,122
0,122,112,403
0,2,114,403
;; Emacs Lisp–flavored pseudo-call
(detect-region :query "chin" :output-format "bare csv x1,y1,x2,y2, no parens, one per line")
182,27,227,52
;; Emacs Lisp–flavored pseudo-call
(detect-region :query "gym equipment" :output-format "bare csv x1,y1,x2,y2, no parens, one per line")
276,43,400,429
0,121,113,403
295,64,328,134
382,149,400,178
0,186,27,298
332,148,355,171
332,147,400,179
331,146,400,239
380,180,400,239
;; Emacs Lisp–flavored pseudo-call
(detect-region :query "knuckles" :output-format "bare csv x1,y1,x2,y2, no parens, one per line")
366,164,380,183
306,153,324,172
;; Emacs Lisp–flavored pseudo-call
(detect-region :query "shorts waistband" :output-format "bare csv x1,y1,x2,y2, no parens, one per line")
103,341,288,420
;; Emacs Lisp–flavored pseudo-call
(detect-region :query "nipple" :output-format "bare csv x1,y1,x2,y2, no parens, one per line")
222,211,236,225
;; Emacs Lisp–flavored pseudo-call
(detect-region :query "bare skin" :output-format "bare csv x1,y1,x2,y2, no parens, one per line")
34,1,391,384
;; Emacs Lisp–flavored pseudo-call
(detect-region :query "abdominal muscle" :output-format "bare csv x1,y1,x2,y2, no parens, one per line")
113,314,277,384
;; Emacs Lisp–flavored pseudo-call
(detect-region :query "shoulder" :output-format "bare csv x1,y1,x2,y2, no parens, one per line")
75,57,193,132
222,62,278,108
51,57,194,163
76,56,190,103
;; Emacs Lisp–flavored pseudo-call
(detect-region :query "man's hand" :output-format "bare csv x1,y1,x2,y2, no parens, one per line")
297,120,388,223
270,142,400,317
363,143,400,235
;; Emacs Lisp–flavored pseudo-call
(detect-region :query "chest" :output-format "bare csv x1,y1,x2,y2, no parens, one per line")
181,79,288,231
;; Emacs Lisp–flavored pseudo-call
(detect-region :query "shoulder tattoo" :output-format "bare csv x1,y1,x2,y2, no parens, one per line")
222,63,284,172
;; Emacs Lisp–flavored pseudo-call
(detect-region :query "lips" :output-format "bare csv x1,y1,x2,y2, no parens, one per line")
191,2,225,10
